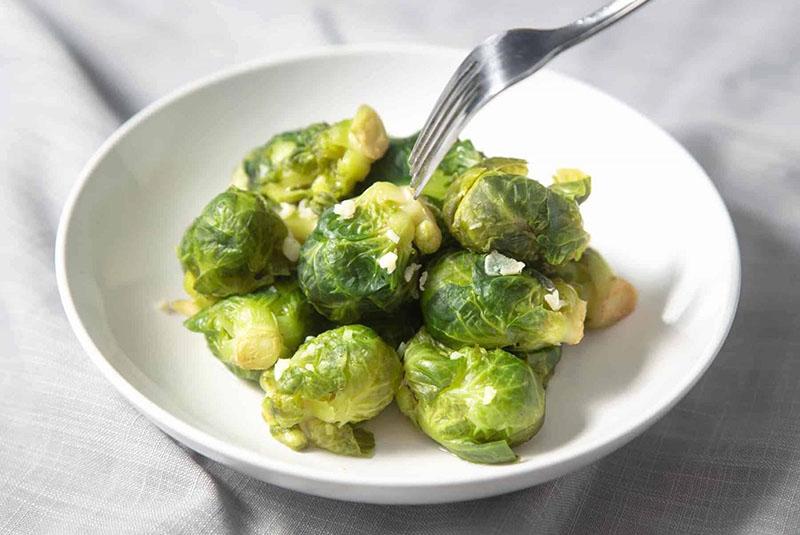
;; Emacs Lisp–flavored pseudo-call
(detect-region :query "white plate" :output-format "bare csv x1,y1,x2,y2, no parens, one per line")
55,44,740,504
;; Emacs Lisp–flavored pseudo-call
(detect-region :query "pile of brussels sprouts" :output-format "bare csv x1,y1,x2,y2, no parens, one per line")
172,105,637,464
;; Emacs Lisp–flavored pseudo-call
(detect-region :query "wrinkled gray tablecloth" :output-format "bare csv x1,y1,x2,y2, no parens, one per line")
2,0,798,533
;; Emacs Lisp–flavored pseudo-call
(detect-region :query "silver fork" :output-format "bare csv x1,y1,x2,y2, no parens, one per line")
409,0,652,196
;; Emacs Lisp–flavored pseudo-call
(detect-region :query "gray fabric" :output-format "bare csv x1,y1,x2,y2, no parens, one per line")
1,0,797,532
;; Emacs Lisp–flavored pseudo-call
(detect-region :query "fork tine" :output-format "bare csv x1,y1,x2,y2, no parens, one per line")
409,76,480,177
409,58,476,159
409,82,481,192
411,107,477,196
409,82,476,176
408,58,478,166
413,89,477,179
408,0,654,196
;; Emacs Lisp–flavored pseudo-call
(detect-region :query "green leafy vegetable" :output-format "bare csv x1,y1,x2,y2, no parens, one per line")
421,249,586,351
232,105,389,212
443,158,590,265
360,134,418,188
518,346,562,387
178,187,291,299
184,280,322,379
170,105,638,465
397,328,545,464
260,325,402,457
360,133,484,207
358,133,484,248
546,248,637,329
549,168,591,204
298,182,441,323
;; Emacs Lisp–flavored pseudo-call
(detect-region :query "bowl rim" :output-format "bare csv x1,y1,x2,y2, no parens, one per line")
55,42,741,501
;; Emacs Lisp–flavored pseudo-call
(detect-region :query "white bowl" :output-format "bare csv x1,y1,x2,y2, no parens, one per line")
55,44,740,504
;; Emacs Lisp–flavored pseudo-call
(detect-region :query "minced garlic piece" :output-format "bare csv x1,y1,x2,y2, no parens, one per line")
385,228,400,244
278,202,296,219
332,199,356,219
419,271,428,291
378,251,398,274
282,235,301,262
483,250,525,276
544,289,566,311
404,263,422,283
273,359,291,380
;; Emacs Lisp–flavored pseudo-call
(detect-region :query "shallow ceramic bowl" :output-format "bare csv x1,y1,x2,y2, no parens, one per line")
55,44,740,504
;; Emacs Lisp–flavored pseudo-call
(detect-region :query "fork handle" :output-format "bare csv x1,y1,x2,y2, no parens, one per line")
550,0,651,51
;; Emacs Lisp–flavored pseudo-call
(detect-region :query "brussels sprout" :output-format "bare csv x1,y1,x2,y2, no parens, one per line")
397,329,545,464
549,168,591,204
184,280,321,379
421,249,586,351
359,133,484,207
518,346,562,387
443,158,590,265
547,248,637,329
260,325,402,457
232,105,389,210
178,187,292,298
298,182,442,323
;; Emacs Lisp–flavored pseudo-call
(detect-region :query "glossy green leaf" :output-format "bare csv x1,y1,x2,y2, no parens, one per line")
544,247,637,329
360,134,418,189
359,132,484,207
443,158,590,265
178,187,291,298
260,325,402,457
549,168,591,204
300,419,375,457
298,182,441,323
184,279,323,379
518,346,562,387
421,249,586,351
398,328,545,464
232,105,389,211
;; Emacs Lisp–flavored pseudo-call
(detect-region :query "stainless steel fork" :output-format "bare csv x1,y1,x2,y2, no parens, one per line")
409,0,652,196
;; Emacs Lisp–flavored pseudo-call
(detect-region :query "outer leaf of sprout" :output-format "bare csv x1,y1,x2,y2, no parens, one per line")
443,158,590,266
546,248,637,328
300,419,375,457
399,328,545,464
233,105,389,211
421,249,586,351
518,346,562,387
298,182,441,322
550,168,591,204
184,280,321,379
359,133,484,208
178,187,291,298
260,325,401,456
